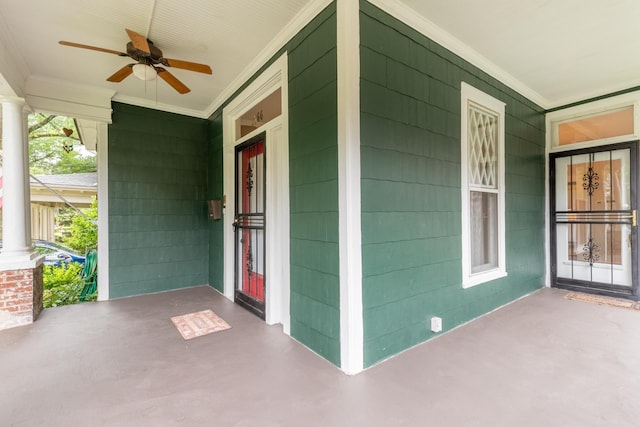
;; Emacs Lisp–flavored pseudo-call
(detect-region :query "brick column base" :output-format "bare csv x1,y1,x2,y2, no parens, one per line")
0,265,44,330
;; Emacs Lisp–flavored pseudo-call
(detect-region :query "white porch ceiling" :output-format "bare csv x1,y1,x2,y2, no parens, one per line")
0,0,638,118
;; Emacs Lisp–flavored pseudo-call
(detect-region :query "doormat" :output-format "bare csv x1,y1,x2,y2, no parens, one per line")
564,292,640,311
171,309,231,340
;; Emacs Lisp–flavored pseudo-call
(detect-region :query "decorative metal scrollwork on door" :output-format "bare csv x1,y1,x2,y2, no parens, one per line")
246,161,254,196
582,167,600,196
246,240,253,278
582,237,600,266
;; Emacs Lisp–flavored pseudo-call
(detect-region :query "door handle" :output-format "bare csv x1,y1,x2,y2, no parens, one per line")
621,210,637,226
232,217,239,232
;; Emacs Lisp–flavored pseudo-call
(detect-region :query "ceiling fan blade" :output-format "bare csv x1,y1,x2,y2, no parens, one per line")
125,28,151,54
163,58,212,74
59,40,126,56
106,65,134,82
156,68,190,94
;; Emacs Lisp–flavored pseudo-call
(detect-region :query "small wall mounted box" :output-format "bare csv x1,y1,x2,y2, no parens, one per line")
431,316,443,333
208,199,222,220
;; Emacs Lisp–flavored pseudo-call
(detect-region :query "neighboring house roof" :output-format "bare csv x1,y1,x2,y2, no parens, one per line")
30,172,97,207
31,172,97,189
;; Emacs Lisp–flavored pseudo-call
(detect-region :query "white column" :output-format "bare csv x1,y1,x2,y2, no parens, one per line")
337,0,363,374
0,97,37,263
96,121,110,300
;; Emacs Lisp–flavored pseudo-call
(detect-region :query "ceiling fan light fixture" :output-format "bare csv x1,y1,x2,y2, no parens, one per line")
132,63,157,81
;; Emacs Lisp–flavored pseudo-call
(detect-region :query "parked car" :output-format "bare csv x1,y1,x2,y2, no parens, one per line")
34,240,86,266
0,240,86,266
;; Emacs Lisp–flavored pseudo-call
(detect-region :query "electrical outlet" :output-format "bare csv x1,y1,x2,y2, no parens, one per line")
431,316,442,333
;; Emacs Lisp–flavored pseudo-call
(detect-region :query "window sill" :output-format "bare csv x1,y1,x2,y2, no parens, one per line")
463,269,507,289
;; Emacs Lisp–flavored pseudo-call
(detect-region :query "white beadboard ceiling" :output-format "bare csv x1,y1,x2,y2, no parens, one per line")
0,0,639,118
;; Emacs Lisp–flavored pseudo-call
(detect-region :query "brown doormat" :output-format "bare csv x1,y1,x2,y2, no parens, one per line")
171,309,231,340
564,292,640,311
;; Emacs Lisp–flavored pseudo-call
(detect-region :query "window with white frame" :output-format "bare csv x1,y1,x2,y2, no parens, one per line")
461,82,507,288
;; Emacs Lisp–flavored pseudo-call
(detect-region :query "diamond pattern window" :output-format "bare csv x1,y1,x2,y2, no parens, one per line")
461,83,507,288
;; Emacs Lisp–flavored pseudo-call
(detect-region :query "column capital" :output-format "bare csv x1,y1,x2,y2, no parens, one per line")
0,95,27,107
0,96,32,115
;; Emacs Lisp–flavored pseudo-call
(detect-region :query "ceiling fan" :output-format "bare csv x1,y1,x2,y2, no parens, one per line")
59,29,212,94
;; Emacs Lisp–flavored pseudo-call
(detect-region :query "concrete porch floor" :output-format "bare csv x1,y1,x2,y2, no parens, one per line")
1,286,638,426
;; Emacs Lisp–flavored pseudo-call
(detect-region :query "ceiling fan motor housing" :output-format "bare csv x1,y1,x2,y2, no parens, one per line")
126,40,163,65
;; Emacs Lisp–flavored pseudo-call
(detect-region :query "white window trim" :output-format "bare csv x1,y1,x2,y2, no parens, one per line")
461,82,507,288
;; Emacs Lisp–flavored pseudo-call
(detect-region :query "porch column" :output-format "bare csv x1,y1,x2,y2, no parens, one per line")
0,97,43,330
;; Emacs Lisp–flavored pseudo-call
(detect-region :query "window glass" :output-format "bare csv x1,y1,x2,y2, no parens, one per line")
470,191,498,273
555,106,633,146
468,104,498,189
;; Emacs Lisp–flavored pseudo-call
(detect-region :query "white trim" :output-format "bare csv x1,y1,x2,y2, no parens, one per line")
25,76,115,123
222,54,290,333
111,94,207,120
205,0,331,118
337,0,363,375
96,122,109,301
368,0,548,109
461,82,507,288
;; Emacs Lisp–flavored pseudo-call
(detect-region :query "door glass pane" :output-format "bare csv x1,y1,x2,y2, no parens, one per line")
235,139,266,307
470,191,498,273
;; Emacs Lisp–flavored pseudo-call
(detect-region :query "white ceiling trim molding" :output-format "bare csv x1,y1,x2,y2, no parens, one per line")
76,118,101,151
112,93,208,119
204,0,332,118
369,0,550,109
26,76,115,123
549,80,640,112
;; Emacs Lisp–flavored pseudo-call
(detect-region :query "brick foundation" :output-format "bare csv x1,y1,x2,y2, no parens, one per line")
0,265,44,330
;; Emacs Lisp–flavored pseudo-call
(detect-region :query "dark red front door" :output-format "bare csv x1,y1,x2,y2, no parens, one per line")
234,133,266,318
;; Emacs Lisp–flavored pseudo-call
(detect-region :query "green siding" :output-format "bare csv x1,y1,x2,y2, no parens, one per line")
288,3,340,366
207,113,224,292
205,4,340,366
108,102,209,299
360,1,546,367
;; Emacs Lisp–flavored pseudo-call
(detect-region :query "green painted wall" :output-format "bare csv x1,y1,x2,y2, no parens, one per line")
288,4,340,366
206,3,340,366
109,102,209,299
360,2,546,367
207,112,224,292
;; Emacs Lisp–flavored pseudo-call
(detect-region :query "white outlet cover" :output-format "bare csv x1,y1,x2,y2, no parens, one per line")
431,316,443,333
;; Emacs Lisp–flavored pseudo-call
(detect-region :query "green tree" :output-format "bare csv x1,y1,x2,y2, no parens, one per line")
42,263,84,308
62,197,98,254
28,113,96,174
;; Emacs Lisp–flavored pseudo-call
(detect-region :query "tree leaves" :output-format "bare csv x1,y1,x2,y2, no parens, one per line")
28,113,96,174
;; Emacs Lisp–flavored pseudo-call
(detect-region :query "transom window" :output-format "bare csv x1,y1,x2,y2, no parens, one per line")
547,91,640,152
461,83,507,288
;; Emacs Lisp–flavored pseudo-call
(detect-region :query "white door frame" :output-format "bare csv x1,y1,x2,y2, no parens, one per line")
222,54,290,332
